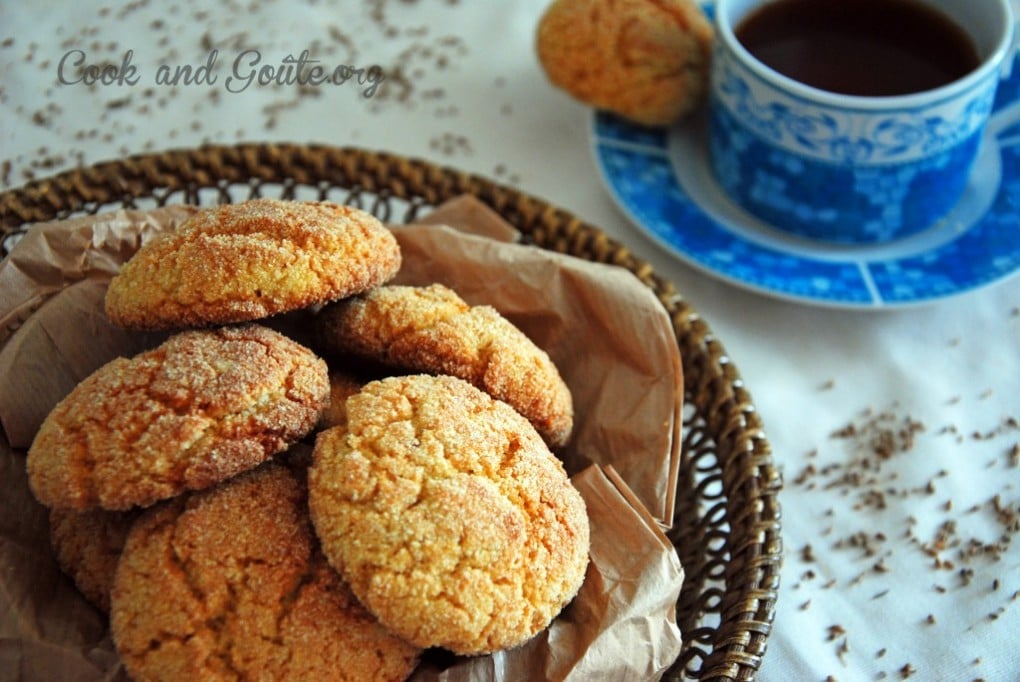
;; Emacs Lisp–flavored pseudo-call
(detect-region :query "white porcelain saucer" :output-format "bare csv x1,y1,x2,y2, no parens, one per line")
591,54,1020,309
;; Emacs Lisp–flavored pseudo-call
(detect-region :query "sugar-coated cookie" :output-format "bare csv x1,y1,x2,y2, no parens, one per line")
315,283,573,448
110,462,421,681
27,324,329,511
536,0,713,126
105,198,401,330
49,506,140,613
308,374,590,655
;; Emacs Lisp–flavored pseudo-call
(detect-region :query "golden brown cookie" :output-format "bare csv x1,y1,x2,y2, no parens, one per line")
308,375,590,655
315,283,574,448
105,198,401,330
536,0,713,126
49,506,141,613
27,324,329,511
110,461,421,681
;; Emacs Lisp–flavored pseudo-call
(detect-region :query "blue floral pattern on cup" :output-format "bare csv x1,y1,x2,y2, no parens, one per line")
706,0,1013,245
709,100,984,243
589,49,1020,309
712,51,997,164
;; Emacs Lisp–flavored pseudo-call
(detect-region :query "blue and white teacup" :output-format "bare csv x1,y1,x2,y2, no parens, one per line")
709,0,1016,244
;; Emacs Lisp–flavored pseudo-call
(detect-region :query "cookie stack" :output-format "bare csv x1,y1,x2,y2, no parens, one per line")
25,198,590,681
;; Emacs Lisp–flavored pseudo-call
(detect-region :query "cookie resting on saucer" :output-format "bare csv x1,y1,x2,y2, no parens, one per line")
536,0,713,126
110,461,421,682
314,283,574,448
308,374,590,655
27,324,329,511
104,198,401,330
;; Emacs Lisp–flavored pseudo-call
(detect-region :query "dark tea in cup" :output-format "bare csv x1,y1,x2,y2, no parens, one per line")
734,0,982,96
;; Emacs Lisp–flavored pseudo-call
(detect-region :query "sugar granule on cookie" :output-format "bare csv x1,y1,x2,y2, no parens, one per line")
27,324,329,511
314,283,574,448
308,374,590,655
105,198,401,330
110,461,421,681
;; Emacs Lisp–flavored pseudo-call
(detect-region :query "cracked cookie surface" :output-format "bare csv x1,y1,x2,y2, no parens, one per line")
314,283,574,448
308,374,590,655
111,461,421,681
105,198,401,330
27,324,329,511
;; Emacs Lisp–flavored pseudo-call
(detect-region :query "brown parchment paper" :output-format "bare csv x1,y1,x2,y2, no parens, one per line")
0,205,198,349
0,197,685,681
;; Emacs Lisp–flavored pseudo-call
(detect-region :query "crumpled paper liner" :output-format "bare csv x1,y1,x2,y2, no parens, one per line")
0,205,198,349
0,196,685,681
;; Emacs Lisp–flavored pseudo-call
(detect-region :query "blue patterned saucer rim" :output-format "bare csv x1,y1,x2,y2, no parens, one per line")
591,54,1020,310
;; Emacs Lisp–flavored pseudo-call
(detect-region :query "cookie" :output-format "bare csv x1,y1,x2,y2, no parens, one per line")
49,506,141,613
308,375,590,655
105,198,401,330
27,324,329,511
315,283,574,448
536,0,713,126
110,462,421,681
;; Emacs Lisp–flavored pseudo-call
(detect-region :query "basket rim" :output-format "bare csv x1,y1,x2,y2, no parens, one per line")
0,142,782,680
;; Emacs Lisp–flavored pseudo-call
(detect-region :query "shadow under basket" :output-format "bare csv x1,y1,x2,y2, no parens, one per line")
0,143,782,681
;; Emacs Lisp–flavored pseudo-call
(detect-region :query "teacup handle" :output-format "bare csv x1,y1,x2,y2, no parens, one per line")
1005,9,1020,79
983,9,1019,131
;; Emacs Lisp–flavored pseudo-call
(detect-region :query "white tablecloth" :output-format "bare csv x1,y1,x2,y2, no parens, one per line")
2,2,1018,680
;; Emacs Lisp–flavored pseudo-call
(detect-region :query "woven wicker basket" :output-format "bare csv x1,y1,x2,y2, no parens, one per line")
0,143,782,681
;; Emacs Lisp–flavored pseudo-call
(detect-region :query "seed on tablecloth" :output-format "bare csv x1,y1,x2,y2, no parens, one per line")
826,624,846,641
